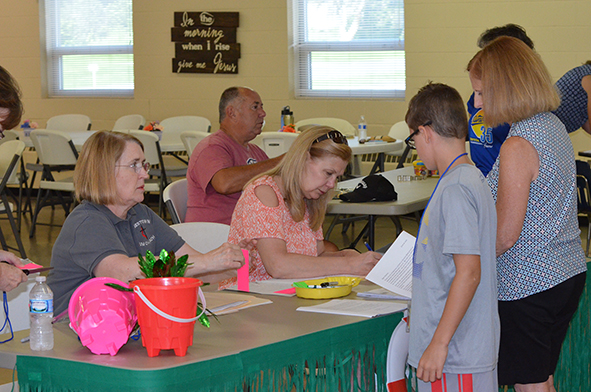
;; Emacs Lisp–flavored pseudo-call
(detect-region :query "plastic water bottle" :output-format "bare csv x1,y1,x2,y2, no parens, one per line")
358,115,367,142
29,276,54,351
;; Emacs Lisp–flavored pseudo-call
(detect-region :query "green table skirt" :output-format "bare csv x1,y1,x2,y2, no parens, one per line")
17,312,403,392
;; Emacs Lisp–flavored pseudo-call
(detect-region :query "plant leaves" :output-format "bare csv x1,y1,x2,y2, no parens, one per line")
104,283,133,292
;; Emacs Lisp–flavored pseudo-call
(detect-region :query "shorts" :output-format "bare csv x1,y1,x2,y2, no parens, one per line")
410,367,498,392
497,272,586,385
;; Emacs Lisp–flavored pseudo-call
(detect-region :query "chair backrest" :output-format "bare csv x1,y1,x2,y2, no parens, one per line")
163,178,188,224
0,130,19,143
295,118,356,137
0,140,25,187
180,131,209,158
30,130,78,166
251,132,299,158
46,114,92,131
129,131,162,168
170,222,230,254
388,121,409,141
113,114,146,130
160,116,212,146
576,160,591,211
160,116,211,132
576,175,591,212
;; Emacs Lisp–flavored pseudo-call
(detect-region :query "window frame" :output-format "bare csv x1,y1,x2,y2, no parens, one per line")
291,0,405,99
43,0,134,98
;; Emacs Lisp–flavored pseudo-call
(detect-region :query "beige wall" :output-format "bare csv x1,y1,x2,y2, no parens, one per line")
2,0,591,151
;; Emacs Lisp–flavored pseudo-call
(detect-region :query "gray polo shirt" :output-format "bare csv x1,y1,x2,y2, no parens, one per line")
47,201,185,315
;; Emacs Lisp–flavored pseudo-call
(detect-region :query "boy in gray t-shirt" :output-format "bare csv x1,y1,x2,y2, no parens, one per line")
404,83,499,392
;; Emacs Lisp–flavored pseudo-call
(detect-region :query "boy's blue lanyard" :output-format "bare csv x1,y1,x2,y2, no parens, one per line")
412,152,468,261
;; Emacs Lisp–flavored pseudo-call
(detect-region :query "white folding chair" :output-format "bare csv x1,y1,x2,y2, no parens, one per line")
0,140,27,257
180,131,209,158
163,178,188,224
251,132,299,158
46,114,92,131
170,222,230,254
1,130,32,230
160,116,211,146
387,121,416,164
295,118,357,137
130,131,187,217
29,130,78,238
113,114,146,131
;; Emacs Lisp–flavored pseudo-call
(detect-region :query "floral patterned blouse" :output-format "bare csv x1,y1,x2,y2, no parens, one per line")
219,175,324,289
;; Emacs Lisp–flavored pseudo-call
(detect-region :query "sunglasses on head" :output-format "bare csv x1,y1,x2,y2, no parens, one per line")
313,130,348,145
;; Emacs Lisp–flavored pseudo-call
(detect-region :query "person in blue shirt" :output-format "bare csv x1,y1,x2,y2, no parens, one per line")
467,24,535,176
552,61,591,134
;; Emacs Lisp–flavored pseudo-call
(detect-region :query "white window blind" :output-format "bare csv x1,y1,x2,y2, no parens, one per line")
44,0,134,97
292,0,405,99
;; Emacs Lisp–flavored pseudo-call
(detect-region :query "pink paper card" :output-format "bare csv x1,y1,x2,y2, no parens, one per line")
237,249,249,292
274,287,296,295
19,262,43,270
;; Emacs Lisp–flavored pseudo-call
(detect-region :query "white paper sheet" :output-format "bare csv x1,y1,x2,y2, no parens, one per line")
296,299,407,318
356,287,410,301
365,231,415,299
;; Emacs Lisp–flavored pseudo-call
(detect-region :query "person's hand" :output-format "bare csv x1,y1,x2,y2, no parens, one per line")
416,341,448,383
0,250,24,267
207,242,246,272
0,263,27,292
237,238,258,262
350,251,381,276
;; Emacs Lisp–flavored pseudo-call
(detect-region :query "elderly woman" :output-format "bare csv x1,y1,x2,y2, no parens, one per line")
48,131,247,315
219,126,381,289
0,65,23,136
468,37,587,392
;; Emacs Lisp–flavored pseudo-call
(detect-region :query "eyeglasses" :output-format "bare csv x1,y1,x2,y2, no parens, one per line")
313,130,348,145
117,161,151,174
405,121,432,150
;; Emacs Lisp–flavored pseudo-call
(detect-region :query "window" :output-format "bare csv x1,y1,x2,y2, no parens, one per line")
292,0,405,99
43,0,134,97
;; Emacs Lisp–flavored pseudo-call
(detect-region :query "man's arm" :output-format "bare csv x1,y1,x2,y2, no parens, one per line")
211,155,284,194
416,254,481,382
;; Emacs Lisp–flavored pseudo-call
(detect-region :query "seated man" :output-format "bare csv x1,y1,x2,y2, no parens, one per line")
185,86,283,225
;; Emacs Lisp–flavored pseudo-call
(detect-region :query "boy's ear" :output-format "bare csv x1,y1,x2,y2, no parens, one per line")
419,124,433,143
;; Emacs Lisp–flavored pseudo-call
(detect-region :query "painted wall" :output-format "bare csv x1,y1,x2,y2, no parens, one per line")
2,0,591,151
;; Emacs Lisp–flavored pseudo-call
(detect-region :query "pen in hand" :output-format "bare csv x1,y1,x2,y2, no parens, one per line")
364,242,373,252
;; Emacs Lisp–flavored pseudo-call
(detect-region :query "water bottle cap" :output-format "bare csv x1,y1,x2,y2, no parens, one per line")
35,276,46,282
281,106,293,115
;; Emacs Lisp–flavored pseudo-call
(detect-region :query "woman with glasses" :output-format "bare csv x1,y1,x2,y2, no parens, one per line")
219,126,381,289
48,131,248,315
468,37,587,391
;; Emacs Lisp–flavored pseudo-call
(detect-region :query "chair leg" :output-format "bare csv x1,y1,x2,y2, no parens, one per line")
1,193,27,258
325,214,342,239
29,188,51,238
586,215,591,257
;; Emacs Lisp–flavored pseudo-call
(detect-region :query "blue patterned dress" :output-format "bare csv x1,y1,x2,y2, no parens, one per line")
487,112,587,301
553,63,591,133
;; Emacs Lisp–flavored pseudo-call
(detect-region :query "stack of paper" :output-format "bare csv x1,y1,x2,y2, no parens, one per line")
297,299,407,318
296,231,415,318
205,291,271,315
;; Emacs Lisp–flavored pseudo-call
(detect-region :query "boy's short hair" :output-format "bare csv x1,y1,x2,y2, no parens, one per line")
405,82,469,140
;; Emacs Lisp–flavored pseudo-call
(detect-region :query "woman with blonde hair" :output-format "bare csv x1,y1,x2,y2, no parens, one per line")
219,126,381,289
468,36,587,392
48,131,249,315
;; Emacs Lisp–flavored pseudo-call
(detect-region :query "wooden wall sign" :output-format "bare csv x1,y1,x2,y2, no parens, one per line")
171,11,240,74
